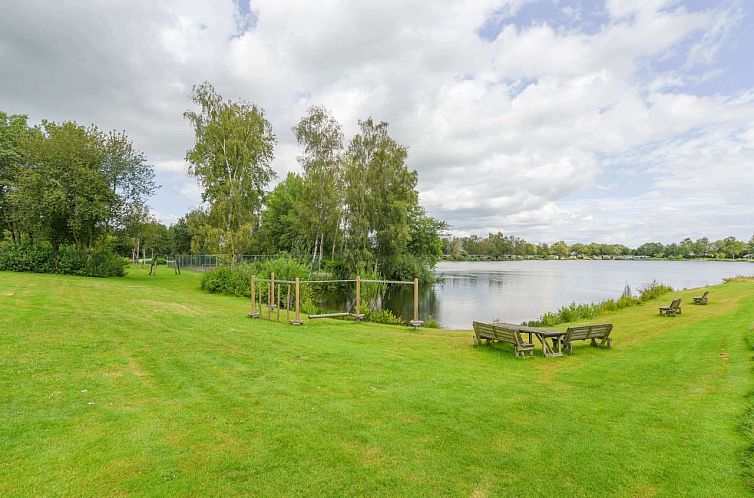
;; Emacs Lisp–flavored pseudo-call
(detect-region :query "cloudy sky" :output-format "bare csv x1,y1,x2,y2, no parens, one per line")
1,0,753,244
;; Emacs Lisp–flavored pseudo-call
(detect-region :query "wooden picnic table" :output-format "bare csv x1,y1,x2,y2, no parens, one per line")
494,323,566,358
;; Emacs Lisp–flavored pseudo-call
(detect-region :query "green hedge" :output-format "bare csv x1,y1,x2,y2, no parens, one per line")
0,242,129,277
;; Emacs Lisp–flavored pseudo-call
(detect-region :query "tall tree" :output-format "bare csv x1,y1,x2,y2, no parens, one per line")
15,121,114,250
184,82,276,262
0,112,30,244
344,118,419,276
100,130,157,231
292,106,344,266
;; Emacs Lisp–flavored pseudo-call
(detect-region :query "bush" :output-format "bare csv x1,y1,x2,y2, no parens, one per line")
87,250,129,277
201,266,253,296
201,257,314,308
390,254,436,283
364,308,404,326
638,280,673,301
56,246,89,275
0,242,127,277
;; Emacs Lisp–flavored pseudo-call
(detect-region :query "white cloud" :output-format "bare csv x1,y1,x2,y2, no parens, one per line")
1,0,752,243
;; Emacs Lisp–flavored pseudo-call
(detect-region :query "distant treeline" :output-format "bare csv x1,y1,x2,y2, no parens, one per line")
443,233,754,260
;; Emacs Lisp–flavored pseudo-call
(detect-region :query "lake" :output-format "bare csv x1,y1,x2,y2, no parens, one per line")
376,260,754,329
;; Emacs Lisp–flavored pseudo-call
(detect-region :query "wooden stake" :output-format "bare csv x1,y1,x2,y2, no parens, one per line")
270,272,275,314
249,275,259,318
286,284,291,323
354,275,363,321
291,277,303,325
410,277,423,329
276,284,281,322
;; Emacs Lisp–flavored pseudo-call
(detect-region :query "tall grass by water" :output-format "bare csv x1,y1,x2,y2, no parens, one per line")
524,280,673,327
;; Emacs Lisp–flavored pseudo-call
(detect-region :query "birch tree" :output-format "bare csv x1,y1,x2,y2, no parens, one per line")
184,82,276,262
292,106,344,267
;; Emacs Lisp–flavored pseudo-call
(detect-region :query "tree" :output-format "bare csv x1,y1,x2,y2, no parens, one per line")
100,130,157,231
15,121,115,250
406,207,447,268
168,217,192,255
0,112,30,244
292,106,344,266
717,236,748,259
184,82,276,262
550,241,570,258
344,118,419,277
254,172,307,254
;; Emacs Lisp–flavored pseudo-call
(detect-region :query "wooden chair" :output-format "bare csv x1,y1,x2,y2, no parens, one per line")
659,298,682,317
472,321,535,358
693,291,709,305
561,324,613,354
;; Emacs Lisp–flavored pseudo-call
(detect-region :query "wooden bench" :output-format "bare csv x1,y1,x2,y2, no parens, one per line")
693,291,709,305
472,321,535,358
561,324,613,354
659,298,682,317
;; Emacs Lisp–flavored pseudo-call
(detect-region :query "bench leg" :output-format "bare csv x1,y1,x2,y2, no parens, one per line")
473,333,479,347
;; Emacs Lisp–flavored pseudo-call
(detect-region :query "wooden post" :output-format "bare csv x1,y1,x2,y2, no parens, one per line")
258,285,262,319
269,272,275,313
291,277,303,325
409,277,423,329
354,275,363,321
276,284,281,322
249,276,259,318
286,284,291,323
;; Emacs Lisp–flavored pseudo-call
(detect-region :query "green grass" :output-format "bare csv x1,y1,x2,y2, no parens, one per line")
1,269,754,497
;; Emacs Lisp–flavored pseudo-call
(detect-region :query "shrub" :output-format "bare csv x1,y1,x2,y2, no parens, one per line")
56,246,89,275
390,254,436,283
0,242,127,277
201,267,252,296
364,308,404,326
638,280,673,302
201,257,314,309
87,251,129,277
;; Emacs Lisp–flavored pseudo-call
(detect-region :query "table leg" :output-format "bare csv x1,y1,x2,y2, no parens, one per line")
535,333,551,357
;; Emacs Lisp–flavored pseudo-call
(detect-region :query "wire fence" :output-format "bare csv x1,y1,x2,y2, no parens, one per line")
174,254,278,271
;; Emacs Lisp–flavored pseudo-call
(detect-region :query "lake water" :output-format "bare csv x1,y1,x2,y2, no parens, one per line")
374,260,754,329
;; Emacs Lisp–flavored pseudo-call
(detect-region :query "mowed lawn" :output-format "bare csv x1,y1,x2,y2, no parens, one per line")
1,269,754,497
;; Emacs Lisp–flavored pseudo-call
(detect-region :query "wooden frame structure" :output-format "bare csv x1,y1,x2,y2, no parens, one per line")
247,274,423,327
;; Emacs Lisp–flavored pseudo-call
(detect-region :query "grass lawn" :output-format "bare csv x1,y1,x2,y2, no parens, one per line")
1,268,754,497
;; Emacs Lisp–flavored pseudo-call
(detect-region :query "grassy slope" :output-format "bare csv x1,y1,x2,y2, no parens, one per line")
1,269,753,497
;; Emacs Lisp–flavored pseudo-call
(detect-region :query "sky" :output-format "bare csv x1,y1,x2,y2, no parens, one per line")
1,0,753,245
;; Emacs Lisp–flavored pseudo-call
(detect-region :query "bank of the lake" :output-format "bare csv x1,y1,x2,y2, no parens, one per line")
1,269,754,496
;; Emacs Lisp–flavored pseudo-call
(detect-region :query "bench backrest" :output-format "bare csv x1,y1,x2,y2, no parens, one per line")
473,321,521,346
700,291,709,299
670,298,681,309
564,324,613,342
473,321,495,338
491,324,522,346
